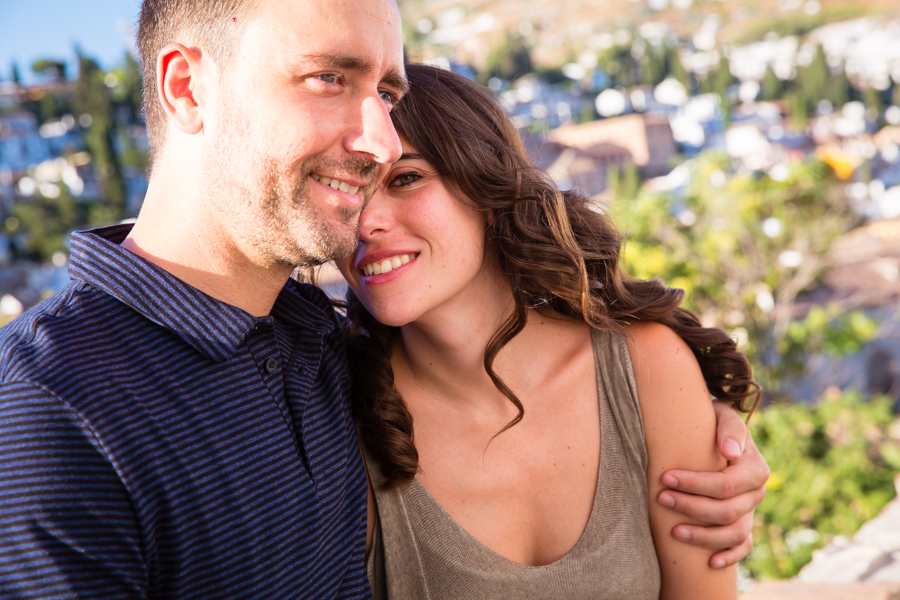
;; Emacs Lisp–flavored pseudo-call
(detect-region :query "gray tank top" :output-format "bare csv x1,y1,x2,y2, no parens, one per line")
364,328,661,599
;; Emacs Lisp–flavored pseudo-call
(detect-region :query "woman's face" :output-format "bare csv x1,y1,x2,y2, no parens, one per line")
336,138,491,327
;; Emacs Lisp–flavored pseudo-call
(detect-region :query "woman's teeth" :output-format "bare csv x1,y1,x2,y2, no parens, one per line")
311,174,359,195
363,254,412,276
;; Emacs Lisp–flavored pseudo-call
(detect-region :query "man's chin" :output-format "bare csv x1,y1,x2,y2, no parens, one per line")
286,223,360,267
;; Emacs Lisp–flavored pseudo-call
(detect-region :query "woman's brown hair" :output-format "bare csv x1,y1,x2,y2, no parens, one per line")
343,63,759,488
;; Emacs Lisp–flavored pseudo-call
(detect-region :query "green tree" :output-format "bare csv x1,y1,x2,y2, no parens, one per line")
8,189,79,261
746,390,898,580
481,34,532,83
640,42,667,87
824,61,850,109
27,58,74,123
32,59,67,81
613,152,870,395
786,89,809,128
599,44,638,90
666,43,689,88
863,87,885,128
608,161,641,201
698,54,735,124
762,66,784,102
72,53,127,219
11,61,21,84
111,52,144,123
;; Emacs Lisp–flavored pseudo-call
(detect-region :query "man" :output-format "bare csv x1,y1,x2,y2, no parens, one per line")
0,0,766,597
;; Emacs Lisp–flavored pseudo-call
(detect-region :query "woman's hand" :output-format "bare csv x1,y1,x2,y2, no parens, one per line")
657,402,770,568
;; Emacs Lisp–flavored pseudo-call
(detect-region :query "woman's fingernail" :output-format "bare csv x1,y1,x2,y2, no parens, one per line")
659,492,675,508
674,526,691,540
712,558,725,568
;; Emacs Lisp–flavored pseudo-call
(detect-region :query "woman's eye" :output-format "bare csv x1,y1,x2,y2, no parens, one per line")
391,172,420,187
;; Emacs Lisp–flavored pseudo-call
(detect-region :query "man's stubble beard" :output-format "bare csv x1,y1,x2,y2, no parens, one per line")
208,89,378,269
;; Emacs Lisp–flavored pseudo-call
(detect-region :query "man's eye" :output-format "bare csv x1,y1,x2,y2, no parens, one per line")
379,90,397,106
317,73,340,84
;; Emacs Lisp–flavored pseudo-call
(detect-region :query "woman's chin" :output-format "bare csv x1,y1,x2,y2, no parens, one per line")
357,300,417,328
371,312,414,328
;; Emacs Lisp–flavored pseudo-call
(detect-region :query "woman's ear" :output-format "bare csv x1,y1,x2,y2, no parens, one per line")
156,43,206,135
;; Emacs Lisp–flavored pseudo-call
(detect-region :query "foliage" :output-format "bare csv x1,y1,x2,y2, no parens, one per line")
481,34,533,84
608,161,642,202
598,43,638,90
788,45,853,126
32,59,67,81
613,152,874,396
72,53,127,219
697,54,736,125
109,52,145,124
745,390,899,580
779,305,880,376
7,192,78,261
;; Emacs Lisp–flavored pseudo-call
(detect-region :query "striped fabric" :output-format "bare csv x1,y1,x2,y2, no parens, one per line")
0,225,371,599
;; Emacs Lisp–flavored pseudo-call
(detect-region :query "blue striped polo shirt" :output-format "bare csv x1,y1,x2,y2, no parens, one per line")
0,224,371,599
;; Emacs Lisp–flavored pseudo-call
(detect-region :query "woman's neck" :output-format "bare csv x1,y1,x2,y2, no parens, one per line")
392,281,574,420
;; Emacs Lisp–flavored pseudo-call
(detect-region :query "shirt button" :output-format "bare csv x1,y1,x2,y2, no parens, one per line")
265,358,279,373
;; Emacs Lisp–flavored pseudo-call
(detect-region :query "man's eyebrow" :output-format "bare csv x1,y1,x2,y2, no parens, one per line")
304,54,409,95
308,53,373,73
382,69,410,96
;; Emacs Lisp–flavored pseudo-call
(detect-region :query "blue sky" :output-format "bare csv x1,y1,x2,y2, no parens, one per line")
0,0,141,82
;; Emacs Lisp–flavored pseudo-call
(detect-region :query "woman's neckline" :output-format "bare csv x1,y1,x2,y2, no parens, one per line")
405,328,608,569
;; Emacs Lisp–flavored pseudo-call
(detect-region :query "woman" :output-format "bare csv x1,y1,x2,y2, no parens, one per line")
336,64,758,599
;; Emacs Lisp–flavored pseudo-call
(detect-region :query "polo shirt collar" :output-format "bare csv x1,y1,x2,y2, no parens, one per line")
67,224,333,363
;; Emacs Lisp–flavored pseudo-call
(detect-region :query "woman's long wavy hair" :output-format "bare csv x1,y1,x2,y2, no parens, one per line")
343,64,759,489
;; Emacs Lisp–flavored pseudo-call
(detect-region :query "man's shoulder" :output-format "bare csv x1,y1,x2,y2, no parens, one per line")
0,280,144,386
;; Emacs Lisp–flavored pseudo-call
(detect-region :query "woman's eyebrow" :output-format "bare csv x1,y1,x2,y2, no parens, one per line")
397,153,423,162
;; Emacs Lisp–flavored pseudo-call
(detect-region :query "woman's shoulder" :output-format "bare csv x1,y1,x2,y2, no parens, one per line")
623,321,698,376
622,321,721,465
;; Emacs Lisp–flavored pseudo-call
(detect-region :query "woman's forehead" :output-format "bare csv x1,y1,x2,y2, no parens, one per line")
398,135,417,155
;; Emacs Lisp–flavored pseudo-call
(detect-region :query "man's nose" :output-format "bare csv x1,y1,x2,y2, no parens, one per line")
347,94,402,165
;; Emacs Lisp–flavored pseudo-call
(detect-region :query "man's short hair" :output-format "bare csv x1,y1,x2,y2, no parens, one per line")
137,0,258,166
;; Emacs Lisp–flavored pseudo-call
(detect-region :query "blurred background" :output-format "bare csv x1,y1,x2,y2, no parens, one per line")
2,0,900,594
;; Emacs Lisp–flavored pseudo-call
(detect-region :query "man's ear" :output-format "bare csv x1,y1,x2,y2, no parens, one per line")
157,43,206,135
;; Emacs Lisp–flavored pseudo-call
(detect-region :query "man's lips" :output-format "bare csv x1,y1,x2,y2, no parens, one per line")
310,173,368,195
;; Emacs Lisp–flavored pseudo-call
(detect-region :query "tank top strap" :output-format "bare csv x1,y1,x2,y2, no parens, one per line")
591,327,649,476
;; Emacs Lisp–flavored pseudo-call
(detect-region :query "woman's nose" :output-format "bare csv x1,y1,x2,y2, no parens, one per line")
358,189,395,240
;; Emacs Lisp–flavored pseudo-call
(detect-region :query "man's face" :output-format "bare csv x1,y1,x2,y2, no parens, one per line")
203,0,406,268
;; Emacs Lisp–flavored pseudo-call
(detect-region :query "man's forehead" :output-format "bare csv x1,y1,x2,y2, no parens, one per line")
245,0,405,74
255,0,402,34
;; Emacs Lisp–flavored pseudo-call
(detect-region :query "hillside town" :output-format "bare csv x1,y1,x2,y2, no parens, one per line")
2,13,900,384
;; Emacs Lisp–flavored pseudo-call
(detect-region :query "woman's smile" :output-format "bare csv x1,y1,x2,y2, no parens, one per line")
357,252,419,282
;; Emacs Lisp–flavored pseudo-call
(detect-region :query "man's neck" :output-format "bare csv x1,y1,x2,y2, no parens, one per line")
123,176,292,318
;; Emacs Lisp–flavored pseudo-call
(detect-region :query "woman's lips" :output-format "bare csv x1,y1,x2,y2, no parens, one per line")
358,253,418,283
360,253,414,276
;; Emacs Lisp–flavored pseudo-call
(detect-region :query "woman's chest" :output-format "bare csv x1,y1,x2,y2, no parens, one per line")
413,398,602,566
